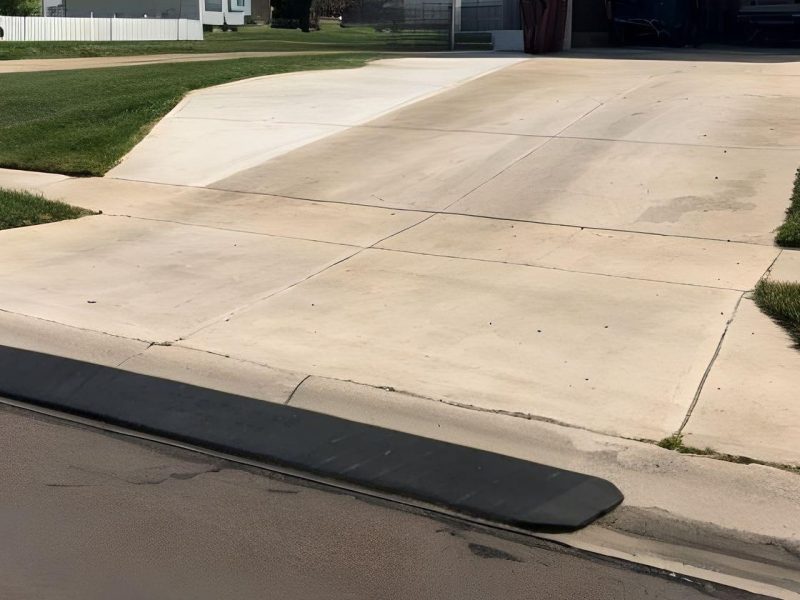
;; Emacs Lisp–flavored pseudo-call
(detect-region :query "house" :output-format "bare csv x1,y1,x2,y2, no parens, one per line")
55,0,251,27
202,0,252,26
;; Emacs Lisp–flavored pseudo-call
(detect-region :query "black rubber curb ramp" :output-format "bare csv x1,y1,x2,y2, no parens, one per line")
0,345,623,531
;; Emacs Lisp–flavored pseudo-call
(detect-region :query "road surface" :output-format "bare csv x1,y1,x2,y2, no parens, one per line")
0,402,767,600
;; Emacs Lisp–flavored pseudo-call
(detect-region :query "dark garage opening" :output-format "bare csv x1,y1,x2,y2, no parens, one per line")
570,0,799,47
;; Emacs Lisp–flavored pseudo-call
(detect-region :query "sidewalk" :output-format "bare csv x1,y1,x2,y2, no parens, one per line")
1,50,799,594
0,51,343,73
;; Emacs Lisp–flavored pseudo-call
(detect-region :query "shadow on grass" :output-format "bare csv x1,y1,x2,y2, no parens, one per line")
776,168,800,248
754,279,800,348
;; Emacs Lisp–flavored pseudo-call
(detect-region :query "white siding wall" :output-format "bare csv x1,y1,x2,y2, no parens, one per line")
0,16,203,41
203,0,247,25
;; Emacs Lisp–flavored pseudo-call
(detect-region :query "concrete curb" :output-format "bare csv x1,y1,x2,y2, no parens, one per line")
1,311,798,595
289,375,800,597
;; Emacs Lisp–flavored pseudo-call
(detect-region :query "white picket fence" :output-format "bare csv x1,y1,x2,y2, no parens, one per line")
0,16,203,42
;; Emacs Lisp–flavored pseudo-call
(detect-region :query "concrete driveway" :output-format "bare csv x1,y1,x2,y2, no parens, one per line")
2,50,800,586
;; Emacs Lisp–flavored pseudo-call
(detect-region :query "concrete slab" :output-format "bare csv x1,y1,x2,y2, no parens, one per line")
768,249,800,282
368,58,662,136
362,55,799,154
108,56,525,187
447,137,799,244
0,310,148,367
0,167,70,192
0,308,301,421
213,127,545,210
182,58,524,127
41,177,427,247
563,48,800,72
562,71,800,148
0,215,356,341
118,344,304,404
110,121,346,188
182,248,740,440
682,298,800,465
378,213,779,290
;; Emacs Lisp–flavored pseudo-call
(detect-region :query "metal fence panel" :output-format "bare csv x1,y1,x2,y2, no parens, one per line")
342,0,454,48
460,0,503,31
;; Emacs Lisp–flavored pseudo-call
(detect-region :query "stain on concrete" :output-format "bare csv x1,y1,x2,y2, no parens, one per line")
638,176,759,224
112,464,224,486
639,195,756,224
468,542,522,562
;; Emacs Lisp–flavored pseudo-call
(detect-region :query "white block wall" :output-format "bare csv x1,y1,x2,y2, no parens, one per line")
0,16,203,42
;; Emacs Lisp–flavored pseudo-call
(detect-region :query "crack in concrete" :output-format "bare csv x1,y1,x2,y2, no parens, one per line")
284,372,641,442
115,342,157,368
678,292,746,434
285,375,311,405
760,249,784,280
127,466,222,486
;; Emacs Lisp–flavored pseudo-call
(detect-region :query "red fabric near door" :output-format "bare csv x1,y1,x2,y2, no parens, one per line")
520,0,568,53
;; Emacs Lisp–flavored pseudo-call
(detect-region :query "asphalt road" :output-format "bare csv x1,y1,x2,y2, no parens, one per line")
0,402,767,600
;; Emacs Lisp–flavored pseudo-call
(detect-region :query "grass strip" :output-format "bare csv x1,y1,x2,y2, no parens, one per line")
0,22,446,60
754,278,800,346
0,187,92,230
775,168,800,247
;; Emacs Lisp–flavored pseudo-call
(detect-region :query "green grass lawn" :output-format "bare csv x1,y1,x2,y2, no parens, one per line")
0,22,446,61
754,278,800,346
0,188,92,230
775,168,800,248
0,52,376,176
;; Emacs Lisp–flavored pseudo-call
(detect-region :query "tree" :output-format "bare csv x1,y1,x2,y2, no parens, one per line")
271,0,313,31
0,0,40,16
273,0,355,31
311,0,357,18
